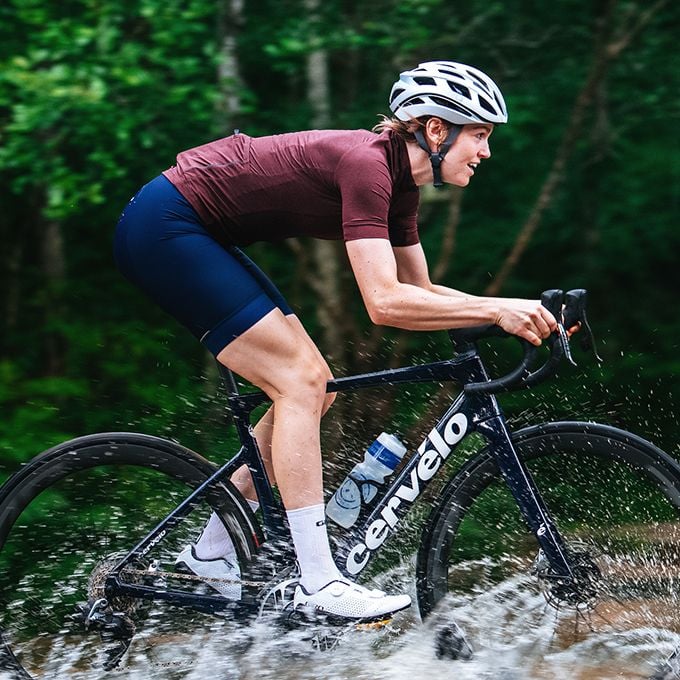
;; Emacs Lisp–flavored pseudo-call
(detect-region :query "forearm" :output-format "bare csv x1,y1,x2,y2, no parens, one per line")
428,283,468,298
348,239,554,344
367,282,499,331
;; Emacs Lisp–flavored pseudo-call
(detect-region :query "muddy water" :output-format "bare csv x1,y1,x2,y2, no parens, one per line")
2,559,678,680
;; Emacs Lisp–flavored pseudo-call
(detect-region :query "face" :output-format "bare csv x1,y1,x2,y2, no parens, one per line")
440,124,493,187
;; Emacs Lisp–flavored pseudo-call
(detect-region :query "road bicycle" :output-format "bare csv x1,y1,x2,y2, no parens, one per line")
1,289,679,679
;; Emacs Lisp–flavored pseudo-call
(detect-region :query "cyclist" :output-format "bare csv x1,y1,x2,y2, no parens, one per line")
113,60,557,621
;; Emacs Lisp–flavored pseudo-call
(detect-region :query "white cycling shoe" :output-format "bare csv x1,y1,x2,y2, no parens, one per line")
293,579,411,621
175,545,242,600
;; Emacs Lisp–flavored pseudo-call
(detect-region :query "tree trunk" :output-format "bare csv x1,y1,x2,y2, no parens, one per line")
303,0,351,369
40,210,66,376
216,0,244,134
203,0,247,436
485,0,668,296
3,241,22,337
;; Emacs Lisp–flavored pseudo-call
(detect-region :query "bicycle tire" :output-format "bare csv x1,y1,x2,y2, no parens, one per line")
0,432,263,679
416,421,680,678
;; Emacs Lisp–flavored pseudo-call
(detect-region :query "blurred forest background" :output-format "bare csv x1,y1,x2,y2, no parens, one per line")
0,0,678,485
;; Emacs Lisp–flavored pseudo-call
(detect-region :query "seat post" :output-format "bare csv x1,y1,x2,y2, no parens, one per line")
217,362,240,396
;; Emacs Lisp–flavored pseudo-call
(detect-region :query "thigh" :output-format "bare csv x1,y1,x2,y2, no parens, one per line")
216,309,331,401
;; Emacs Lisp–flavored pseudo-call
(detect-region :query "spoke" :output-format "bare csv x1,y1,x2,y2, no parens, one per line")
549,602,559,645
573,605,585,636
574,605,597,633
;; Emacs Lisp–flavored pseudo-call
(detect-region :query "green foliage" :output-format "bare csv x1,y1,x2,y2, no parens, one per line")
0,0,678,490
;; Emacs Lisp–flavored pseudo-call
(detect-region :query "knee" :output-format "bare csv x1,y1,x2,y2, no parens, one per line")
304,359,334,407
292,356,337,416
277,354,330,409
317,359,336,414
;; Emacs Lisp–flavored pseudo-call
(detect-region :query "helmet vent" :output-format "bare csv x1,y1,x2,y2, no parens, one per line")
390,87,405,103
430,95,474,117
466,71,492,95
413,76,437,86
447,81,471,99
439,68,464,79
478,96,497,114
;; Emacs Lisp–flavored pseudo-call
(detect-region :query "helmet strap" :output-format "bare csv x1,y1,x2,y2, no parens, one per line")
413,124,462,188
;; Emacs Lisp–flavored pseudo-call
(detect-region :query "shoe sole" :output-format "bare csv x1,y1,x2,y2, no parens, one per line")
291,600,410,626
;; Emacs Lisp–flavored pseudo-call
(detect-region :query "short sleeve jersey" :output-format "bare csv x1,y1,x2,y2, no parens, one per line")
162,129,420,248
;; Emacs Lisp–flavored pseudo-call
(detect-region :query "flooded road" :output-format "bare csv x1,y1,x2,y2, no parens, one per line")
2,559,678,680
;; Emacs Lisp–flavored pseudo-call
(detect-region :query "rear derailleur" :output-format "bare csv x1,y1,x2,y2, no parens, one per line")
71,597,135,671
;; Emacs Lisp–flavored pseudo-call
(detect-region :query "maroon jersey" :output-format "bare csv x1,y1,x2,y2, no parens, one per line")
162,129,419,247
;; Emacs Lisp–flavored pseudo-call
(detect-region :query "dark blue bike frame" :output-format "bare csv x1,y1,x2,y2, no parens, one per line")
108,349,575,613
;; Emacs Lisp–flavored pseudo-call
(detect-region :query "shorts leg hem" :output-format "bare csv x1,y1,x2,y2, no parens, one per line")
202,293,278,356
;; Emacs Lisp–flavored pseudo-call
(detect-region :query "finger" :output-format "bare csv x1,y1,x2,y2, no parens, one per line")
566,322,581,337
533,310,554,339
520,329,542,347
541,307,559,332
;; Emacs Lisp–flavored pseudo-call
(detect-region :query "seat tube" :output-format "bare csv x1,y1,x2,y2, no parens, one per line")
476,415,574,579
219,363,288,538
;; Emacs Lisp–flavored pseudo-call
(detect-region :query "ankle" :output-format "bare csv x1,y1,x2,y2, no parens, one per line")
286,504,342,594
194,512,237,561
299,573,344,595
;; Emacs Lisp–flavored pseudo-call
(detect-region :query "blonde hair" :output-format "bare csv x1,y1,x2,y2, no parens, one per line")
372,115,426,140
372,115,451,142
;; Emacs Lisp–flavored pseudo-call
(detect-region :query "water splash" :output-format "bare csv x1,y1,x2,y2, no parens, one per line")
3,556,677,680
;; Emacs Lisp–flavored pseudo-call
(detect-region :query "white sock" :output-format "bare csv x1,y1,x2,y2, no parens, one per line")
194,498,259,561
286,503,342,593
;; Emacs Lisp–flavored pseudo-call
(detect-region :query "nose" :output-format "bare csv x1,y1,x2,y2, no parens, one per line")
479,140,491,159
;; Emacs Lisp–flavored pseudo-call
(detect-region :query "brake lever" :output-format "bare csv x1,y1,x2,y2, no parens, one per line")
463,288,595,395
556,323,577,367
516,290,564,386
564,289,602,362
542,288,576,364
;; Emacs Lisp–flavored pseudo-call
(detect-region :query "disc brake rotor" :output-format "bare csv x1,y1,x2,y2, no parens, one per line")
533,540,604,611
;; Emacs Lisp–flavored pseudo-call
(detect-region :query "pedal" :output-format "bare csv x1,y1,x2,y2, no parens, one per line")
354,617,392,631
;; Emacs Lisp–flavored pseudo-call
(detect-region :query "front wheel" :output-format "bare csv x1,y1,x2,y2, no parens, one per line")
417,422,680,679
0,433,262,679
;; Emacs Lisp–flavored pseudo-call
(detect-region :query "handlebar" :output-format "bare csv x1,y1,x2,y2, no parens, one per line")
448,289,600,396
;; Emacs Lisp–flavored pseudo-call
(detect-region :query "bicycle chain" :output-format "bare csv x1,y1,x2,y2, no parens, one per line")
122,567,268,589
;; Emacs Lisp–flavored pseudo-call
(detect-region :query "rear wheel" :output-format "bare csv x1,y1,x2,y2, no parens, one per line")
417,422,680,679
0,433,262,678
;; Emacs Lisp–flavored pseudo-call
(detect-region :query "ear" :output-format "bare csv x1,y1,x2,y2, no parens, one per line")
423,117,448,150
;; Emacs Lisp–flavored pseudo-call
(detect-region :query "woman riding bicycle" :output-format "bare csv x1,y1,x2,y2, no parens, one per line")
113,60,557,621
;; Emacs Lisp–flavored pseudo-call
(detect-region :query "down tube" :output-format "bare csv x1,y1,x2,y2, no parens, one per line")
334,391,478,578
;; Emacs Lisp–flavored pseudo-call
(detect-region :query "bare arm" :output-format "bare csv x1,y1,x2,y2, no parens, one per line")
392,243,468,297
346,239,556,346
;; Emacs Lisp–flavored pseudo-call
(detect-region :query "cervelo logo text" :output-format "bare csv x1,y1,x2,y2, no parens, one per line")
141,529,167,557
345,412,468,575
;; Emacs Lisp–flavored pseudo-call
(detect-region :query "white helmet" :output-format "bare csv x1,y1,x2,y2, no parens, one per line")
389,61,508,126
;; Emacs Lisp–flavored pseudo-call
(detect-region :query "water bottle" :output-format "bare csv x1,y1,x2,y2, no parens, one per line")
326,432,407,528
